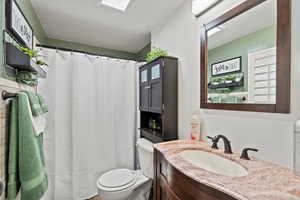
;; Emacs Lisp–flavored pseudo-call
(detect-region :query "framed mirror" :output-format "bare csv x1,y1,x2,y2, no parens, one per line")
200,0,291,113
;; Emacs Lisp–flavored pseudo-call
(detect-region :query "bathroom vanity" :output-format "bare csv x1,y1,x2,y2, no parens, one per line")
154,140,300,200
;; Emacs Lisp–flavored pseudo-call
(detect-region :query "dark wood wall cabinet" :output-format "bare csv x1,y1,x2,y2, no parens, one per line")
154,149,238,200
139,56,178,143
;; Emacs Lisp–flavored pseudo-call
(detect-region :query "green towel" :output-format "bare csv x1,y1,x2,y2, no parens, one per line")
22,91,43,117
222,96,237,103
211,97,222,103
7,98,20,200
7,92,48,200
37,94,48,113
221,96,245,103
16,71,38,87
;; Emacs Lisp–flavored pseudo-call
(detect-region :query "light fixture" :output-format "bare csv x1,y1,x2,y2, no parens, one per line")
101,0,131,11
192,0,222,17
207,25,225,37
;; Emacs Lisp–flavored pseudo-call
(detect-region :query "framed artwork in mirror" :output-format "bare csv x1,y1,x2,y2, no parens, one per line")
200,0,291,113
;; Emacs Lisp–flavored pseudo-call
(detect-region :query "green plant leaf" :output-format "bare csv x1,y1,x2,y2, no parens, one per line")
146,47,168,63
19,46,49,67
36,60,48,67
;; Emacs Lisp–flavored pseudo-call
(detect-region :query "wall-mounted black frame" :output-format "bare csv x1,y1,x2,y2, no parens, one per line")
5,0,34,49
211,56,242,77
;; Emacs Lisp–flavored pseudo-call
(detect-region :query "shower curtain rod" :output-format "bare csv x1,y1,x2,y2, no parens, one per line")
36,44,137,62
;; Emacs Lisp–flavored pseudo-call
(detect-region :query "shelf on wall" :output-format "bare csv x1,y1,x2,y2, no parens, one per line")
208,80,244,89
208,73,244,89
5,42,47,78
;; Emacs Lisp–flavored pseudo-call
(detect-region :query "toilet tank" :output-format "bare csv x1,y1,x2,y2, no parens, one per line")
137,138,154,179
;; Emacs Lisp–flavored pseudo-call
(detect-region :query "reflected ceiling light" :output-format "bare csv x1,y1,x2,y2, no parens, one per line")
207,25,225,37
192,0,222,17
101,0,131,11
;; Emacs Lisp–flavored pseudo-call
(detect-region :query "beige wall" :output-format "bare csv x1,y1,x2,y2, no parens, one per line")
151,0,299,168
0,79,35,199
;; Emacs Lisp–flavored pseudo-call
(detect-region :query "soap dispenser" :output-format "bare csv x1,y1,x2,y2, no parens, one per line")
190,112,201,141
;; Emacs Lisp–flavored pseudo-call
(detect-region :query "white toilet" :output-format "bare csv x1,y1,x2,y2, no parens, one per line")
97,138,154,200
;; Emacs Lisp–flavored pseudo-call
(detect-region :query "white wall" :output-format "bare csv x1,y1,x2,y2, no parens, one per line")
151,0,300,168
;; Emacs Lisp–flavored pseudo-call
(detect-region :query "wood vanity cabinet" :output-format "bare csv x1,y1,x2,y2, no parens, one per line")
154,149,238,200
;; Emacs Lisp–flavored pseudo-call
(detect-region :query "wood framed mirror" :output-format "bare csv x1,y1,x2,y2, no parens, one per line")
200,0,291,113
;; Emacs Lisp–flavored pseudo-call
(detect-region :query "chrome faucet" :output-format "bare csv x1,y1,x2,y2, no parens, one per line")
207,135,233,154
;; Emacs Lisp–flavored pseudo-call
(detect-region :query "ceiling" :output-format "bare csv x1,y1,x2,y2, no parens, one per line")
30,0,185,53
208,0,276,50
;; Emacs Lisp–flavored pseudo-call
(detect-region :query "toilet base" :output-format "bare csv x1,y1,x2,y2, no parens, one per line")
128,180,152,200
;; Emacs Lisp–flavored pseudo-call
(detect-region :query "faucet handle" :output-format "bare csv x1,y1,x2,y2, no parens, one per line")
240,148,258,160
207,136,219,149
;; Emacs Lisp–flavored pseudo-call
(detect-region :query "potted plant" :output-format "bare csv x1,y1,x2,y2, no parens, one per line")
225,75,236,83
15,46,48,85
19,47,48,68
146,47,168,63
211,77,222,85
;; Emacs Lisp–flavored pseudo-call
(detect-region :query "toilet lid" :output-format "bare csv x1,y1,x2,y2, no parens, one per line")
99,169,136,188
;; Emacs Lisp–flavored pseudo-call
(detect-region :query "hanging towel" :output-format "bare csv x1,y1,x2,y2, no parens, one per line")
37,94,48,113
24,92,48,136
7,92,48,200
26,98,47,136
22,91,43,116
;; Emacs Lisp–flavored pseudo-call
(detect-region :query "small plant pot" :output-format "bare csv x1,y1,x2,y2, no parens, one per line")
211,82,219,85
6,42,47,78
6,42,31,70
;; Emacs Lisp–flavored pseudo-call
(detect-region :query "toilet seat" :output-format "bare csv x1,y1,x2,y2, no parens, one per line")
98,169,137,192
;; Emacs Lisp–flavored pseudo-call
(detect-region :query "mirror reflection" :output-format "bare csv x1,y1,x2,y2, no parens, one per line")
207,0,277,104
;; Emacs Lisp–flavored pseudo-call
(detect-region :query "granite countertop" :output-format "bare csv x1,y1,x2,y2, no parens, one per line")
154,140,300,200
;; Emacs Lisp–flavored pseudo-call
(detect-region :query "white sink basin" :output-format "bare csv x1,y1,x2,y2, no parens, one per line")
178,150,248,177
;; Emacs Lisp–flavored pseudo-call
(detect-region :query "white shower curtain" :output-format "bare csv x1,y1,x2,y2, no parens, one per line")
38,49,139,200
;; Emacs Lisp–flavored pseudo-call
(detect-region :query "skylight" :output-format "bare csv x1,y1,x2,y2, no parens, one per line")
192,0,221,16
102,0,131,12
